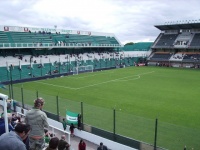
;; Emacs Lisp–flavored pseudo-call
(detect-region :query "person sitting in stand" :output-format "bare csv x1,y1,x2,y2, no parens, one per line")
0,114,14,136
0,123,31,150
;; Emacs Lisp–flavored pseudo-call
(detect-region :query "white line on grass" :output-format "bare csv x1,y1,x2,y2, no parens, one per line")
34,71,154,90
75,71,154,90
34,81,77,90
115,71,155,82
116,75,140,81
72,71,115,79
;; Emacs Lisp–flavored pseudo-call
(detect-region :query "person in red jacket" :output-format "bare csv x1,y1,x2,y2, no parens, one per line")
78,139,86,150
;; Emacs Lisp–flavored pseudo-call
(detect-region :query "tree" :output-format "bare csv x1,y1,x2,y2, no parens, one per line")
124,42,134,46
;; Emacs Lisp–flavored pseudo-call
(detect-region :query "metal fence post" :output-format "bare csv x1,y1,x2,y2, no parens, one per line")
36,91,39,98
9,66,14,99
41,66,43,77
21,87,24,108
8,84,11,99
113,109,116,140
81,102,83,129
19,69,22,80
7,68,9,81
59,57,61,74
113,109,116,134
56,95,59,121
154,118,158,150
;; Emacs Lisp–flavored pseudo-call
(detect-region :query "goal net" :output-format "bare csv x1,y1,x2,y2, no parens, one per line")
73,65,93,75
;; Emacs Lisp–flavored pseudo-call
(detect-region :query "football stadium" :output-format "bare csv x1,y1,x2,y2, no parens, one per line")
0,22,200,150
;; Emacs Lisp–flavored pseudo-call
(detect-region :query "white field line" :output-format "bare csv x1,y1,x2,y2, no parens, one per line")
116,75,140,81
34,71,154,90
33,81,77,90
68,71,115,79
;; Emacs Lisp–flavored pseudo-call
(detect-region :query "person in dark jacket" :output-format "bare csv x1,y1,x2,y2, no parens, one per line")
97,142,108,150
58,135,70,150
69,123,75,137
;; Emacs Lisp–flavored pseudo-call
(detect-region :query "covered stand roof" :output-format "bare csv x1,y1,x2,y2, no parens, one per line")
155,23,200,31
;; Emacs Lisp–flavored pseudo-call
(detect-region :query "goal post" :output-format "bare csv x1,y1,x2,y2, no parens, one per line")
73,65,93,75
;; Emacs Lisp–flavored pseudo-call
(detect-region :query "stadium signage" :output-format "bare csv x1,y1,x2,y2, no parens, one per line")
41,28,56,32
4,26,24,32
61,29,72,34
0,25,115,38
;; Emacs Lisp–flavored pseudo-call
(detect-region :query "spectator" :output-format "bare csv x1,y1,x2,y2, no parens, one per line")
44,129,51,144
97,142,108,150
58,135,70,150
78,139,86,150
12,100,17,112
0,112,3,118
69,123,75,137
11,113,21,127
77,114,82,130
45,137,59,150
62,118,67,131
7,100,11,112
0,114,14,136
25,97,49,150
0,123,31,150
23,134,30,150
50,133,56,138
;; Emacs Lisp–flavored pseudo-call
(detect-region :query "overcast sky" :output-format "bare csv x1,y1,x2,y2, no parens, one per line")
1,0,200,44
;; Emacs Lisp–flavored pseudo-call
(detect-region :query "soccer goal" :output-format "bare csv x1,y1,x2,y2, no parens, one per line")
73,65,93,75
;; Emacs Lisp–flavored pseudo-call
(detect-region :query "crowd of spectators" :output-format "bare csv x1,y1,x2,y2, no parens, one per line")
0,97,108,150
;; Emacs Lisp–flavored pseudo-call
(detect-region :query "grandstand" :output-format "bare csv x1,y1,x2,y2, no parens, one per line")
0,25,121,50
2,23,200,150
148,22,200,68
0,25,156,150
0,25,151,83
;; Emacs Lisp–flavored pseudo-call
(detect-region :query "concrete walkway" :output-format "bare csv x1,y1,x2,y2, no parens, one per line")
52,126,98,150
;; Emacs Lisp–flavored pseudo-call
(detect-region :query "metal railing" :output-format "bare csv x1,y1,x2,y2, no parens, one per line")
0,43,122,49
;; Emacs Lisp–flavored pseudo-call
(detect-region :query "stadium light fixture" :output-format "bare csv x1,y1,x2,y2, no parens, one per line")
54,25,57,31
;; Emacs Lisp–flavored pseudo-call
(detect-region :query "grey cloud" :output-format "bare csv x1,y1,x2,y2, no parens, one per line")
1,0,200,44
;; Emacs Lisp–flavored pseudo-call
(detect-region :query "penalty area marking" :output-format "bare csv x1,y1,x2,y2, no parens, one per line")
116,75,140,81
71,70,115,79
34,71,155,90
33,81,77,90
115,71,155,82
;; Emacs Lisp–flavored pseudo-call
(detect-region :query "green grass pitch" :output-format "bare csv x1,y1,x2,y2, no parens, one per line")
1,66,200,150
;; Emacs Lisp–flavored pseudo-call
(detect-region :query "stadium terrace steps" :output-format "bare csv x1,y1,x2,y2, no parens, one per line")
150,53,173,61
190,33,200,47
0,31,9,43
155,33,179,47
0,31,120,46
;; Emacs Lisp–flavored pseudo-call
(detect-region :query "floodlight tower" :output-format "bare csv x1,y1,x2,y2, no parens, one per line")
0,93,9,133
54,25,57,32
